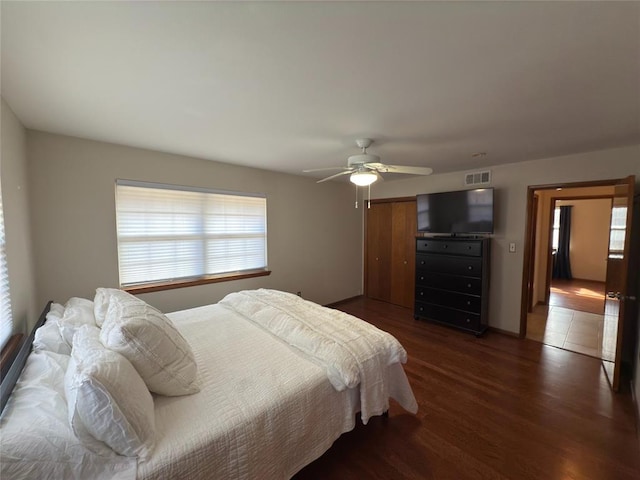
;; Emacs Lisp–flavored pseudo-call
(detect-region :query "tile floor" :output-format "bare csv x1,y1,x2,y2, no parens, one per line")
526,304,617,360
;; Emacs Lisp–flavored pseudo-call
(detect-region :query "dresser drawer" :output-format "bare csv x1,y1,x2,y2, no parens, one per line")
416,254,482,278
415,287,482,314
414,302,482,331
415,271,483,294
416,239,482,257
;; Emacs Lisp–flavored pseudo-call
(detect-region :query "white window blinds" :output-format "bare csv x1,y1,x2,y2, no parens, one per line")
0,180,13,350
115,181,267,286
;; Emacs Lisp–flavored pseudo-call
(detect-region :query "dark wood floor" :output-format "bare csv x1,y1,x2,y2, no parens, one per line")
549,279,606,315
294,297,639,480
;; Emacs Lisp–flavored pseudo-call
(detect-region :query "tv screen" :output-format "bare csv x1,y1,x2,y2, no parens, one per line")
417,188,494,234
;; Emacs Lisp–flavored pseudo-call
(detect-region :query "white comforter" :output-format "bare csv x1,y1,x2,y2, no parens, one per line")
140,303,363,479
219,289,417,423
1,293,418,480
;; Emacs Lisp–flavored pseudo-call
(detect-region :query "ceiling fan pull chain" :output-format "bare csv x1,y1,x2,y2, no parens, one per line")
355,184,359,209
368,184,371,209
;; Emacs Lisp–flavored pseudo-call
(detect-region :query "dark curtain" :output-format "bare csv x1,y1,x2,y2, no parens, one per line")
553,205,573,279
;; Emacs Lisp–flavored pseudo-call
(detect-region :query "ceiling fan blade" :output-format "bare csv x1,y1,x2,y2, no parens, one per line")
379,165,434,175
317,169,353,183
303,166,349,173
362,162,386,170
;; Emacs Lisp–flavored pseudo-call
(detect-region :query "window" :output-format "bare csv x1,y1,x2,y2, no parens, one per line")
0,181,12,350
551,207,560,251
609,206,627,254
115,180,268,291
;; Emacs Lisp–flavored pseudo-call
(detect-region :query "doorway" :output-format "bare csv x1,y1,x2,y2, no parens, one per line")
520,176,636,391
525,188,613,358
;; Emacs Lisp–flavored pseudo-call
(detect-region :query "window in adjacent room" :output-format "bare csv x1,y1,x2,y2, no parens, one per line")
115,180,269,293
0,180,13,350
551,206,560,251
608,205,627,254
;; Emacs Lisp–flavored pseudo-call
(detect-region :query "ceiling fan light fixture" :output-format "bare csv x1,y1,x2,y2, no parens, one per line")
350,170,377,186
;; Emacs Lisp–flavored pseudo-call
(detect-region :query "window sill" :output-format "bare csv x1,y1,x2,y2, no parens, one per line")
123,269,271,295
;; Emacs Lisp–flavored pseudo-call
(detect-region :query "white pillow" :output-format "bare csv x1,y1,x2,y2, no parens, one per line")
93,288,126,327
65,325,155,458
100,293,199,396
34,322,71,355
33,303,71,355
58,297,97,347
49,302,65,318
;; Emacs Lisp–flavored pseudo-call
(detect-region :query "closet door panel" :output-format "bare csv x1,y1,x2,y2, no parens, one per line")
366,203,392,302
390,201,416,308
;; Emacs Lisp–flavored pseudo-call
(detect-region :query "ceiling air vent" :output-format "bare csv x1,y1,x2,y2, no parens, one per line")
464,170,491,187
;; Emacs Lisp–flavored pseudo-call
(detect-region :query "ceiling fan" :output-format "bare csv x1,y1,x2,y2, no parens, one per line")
303,138,433,186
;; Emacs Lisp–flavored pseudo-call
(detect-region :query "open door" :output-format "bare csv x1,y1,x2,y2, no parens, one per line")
602,175,635,391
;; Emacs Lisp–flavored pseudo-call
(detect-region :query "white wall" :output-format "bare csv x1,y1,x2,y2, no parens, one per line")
0,98,38,332
369,144,640,334
26,131,363,313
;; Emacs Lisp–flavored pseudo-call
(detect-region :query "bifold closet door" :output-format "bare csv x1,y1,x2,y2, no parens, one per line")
366,200,416,308
390,201,416,308
366,202,392,303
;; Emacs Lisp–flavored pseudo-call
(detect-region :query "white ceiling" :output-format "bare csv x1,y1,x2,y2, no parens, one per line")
2,1,639,180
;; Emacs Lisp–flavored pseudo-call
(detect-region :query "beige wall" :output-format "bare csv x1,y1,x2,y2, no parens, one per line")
368,144,640,334
26,131,363,313
0,98,38,332
556,198,611,282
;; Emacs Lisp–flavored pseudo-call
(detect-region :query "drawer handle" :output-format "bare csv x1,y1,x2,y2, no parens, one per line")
466,318,471,323
420,291,424,296
467,283,472,288
468,266,473,270
420,276,424,281
467,301,471,305
420,260,425,265
443,245,448,249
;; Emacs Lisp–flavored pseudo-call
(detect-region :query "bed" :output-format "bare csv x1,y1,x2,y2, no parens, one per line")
0,288,418,479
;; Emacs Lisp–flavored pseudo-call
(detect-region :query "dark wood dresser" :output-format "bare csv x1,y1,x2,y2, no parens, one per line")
414,236,490,336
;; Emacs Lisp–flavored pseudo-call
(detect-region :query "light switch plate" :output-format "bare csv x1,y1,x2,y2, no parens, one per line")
509,242,516,253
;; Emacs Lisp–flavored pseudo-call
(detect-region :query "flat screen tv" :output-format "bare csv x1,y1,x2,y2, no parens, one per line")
417,188,494,234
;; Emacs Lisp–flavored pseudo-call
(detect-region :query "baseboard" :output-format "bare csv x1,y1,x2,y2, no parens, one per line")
488,326,519,338
325,295,364,308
